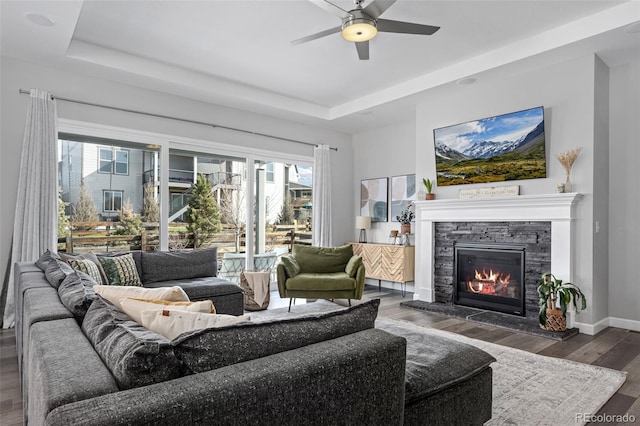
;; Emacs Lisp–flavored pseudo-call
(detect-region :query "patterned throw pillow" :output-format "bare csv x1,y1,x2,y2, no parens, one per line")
98,253,142,286
68,258,104,285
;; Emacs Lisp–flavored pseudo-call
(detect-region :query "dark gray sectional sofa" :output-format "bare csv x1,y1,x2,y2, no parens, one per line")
15,248,495,425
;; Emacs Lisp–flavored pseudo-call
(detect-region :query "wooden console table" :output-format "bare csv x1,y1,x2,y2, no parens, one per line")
349,242,415,296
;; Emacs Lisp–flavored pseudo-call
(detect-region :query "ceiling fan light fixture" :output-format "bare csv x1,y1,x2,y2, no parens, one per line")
342,19,377,42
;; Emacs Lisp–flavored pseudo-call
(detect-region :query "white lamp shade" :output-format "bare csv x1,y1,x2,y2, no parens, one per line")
355,216,371,230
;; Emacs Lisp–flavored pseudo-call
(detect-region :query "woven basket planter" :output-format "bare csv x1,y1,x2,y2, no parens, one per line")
544,308,567,332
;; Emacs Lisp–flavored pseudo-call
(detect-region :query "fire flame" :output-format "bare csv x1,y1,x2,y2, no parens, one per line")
467,268,511,295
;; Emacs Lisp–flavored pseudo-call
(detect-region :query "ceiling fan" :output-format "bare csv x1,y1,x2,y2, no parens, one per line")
292,0,440,60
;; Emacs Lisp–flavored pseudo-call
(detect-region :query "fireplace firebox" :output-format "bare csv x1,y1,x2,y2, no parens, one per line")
454,242,526,316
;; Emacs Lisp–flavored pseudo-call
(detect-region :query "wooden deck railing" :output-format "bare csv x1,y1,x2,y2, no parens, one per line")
58,222,312,255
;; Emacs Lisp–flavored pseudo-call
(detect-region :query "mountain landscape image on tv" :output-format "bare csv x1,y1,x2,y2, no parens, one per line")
433,106,546,186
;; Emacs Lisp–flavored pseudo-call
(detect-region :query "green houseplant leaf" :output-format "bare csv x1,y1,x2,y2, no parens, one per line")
537,273,587,328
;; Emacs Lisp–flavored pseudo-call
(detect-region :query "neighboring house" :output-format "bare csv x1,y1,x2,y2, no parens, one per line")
59,139,308,225
59,138,145,220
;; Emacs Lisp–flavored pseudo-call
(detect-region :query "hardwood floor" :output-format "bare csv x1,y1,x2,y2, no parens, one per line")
1,285,639,425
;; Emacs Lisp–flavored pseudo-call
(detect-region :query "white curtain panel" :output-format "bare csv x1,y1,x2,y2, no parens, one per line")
1,89,58,329
312,144,332,247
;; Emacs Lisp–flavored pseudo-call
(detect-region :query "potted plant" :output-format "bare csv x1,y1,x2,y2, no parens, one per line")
423,178,435,200
537,273,587,331
396,209,414,234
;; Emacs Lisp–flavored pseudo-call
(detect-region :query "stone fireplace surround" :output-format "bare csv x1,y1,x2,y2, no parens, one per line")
413,193,581,326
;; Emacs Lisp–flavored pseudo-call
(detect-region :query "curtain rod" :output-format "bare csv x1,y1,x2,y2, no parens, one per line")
18,89,337,151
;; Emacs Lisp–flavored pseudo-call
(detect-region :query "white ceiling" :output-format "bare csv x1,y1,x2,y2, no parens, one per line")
2,0,639,133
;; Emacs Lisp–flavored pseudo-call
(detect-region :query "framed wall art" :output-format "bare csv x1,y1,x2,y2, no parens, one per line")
360,177,388,222
433,106,546,186
391,174,416,222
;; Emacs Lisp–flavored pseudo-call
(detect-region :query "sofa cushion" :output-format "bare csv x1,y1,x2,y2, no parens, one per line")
141,310,251,340
44,258,75,289
140,247,217,284
97,253,142,286
27,318,119,424
345,255,363,277
119,298,216,324
172,298,380,373
143,276,242,299
281,255,300,277
60,251,107,285
57,271,98,322
81,297,188,389
375,319,496,405
292,245,354,273
93,285,189,310
35,249,60,272
285,272,356,291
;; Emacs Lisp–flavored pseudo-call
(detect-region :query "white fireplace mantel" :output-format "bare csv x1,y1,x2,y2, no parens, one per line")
413,193,582,304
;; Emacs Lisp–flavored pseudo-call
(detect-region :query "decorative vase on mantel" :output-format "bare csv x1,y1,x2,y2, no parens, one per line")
564,173,572,193
401,223,411,234
425,193,435,200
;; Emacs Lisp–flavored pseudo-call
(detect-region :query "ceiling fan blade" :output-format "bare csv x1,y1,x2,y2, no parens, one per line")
291,26,342,46
377,19,440,36
362,0,397,19
355,41,369,60
309,0,352,19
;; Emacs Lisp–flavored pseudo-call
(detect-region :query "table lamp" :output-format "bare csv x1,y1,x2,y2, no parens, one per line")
355,216,371,243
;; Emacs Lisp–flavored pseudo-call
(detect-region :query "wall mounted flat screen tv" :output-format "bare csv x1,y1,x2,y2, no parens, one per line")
433,106,546,186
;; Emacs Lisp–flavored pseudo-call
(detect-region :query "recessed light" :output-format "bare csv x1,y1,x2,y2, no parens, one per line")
25,13,56,27
456,77,477,86
624,21,640,34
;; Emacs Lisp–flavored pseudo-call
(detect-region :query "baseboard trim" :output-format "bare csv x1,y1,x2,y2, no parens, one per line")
608,316,640,332
573,316,640,335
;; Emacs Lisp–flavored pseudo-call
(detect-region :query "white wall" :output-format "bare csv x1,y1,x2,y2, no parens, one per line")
0,56,353,290
592,55,610,326
353,120,416,244
415,54,601,327
352,120,416,292
353,54,638,330
608,57,640,327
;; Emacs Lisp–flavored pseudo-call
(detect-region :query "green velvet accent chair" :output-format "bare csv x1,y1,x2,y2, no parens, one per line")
277,244,365,311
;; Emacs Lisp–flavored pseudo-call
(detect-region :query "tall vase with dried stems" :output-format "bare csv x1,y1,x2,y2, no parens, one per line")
555,147,583,193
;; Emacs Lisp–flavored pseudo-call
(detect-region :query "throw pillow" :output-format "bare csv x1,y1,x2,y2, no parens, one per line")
141,310,251,340
97,253,142,286
93,285,189,310
35,249,60,272
172,298,380,373
60,251,108,285
58,270,98,322
281,256,300,277
67,258,105,285
44,258,76,289
345,255,363,277
81,297,188,389
119,298,215,324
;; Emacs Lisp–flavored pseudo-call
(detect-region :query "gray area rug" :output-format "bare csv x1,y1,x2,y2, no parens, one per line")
250,301,627,426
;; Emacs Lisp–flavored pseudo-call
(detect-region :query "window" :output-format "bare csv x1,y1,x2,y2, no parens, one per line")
266,162,274,183
103,190,123,212
99,147,129,175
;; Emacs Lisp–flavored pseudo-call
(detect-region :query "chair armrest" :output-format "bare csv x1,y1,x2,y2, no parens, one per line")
276,263,288,297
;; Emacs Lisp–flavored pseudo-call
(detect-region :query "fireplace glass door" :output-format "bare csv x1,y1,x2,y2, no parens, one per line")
454,243,526,316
